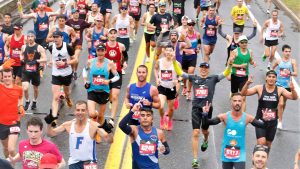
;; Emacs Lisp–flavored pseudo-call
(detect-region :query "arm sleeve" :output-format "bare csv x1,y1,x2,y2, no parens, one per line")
203,115,222,126
48,45,53,54
247,27,257,40
122,50,128,62
118,111,134,135
162,141,170,155
218,25,227,39
250,119,265,128
222,65,232,77
67,45,75,56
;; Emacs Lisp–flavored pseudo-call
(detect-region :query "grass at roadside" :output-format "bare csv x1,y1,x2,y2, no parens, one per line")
283,0,300,18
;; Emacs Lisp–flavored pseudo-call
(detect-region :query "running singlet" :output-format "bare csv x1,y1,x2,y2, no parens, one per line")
221,112,246,162
227,38,239,59
232,47,250,77
256,85,279,122
88,58,110,93
231,5,248,25
89,27,105,57
172,0,185,16
144,12,156,34
182,31,197,60
265,19,281,41
0,33,5,64
68,119,96,165
0,84,22,125
51,42,72,76
129,83,153,107
132,126,159,169
77,0,88,19
105,42,122,72
23,44,41,73
200,0,210,7
1,24,14,35
34,13,49,40
276,59,293,88
175,42,183,64
10,34,25,66
115,14,130,38
56,26,70,43
203,15,218,41
158,58,176,89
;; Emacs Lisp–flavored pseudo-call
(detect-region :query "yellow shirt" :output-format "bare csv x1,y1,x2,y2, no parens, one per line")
231,5,248,25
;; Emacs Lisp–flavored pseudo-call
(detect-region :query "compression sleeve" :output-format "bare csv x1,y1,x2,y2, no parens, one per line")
110,72,120,83
247,27,257,40
251,119,265,128
222,64,232,77
218,25,227,39
122,51,128,62
173,60,183,76
203,115,222,126
119,111,134,135
162,141,170,155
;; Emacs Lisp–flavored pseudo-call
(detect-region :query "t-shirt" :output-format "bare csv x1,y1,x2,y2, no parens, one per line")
0,84,22,125
19,139,63,169
66,19,91,45
149,12,173,36
231,5,248,26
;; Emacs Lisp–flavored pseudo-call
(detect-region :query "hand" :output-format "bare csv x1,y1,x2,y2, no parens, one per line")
126,103,133,109
253,19,257,27
158,143,166,154
84,82,90,89
228,55,235,65
100,35,106,40
2,59,15,69
19,105,25,117
220,19,225,25
202,101,211,114
239,64,247,69
156,79,160,86
141,99,151,107
247,75,254,84
123,61,128,69
252,61,257,68
294,163,299,169
132,102,142,112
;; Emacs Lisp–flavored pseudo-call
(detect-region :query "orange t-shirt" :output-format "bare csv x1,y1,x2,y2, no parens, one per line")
0,84,23,125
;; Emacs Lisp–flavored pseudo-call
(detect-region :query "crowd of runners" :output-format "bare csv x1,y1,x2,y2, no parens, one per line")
0,0,298,168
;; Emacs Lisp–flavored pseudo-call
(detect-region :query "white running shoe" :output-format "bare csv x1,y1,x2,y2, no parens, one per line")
145,57,150,63
277,121,283,130
122,69,126,75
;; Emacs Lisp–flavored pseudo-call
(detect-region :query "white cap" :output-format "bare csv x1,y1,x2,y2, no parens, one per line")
237,35,248,42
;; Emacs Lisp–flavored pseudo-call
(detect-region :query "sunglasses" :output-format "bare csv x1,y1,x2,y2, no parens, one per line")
187,24,195,26
96,20,103,22
239,41,248,44
96,48,105,51
200,66,209,68
120,7,128,10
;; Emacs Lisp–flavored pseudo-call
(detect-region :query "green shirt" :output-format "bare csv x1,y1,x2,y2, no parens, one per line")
232,47,251,76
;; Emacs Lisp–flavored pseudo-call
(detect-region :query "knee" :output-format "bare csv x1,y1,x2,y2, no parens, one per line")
111,95,118,102
202,129,209,135
193,129,201,137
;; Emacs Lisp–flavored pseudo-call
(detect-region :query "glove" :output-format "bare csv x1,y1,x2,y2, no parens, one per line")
2,59,15,69
85,82,90,89
44,109,58,124
98,119,114,133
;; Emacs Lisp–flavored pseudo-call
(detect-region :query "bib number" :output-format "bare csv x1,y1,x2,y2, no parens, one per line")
160,70,172,81
92,75,106,85
160,23,169,30
279,68,290,78
130,6,140,15
270,30,278,37
237,14,243,20
262,108,276,121
84,163,98,169
194,86,208,98
206,28,215,36
9,126,20,133
12,49,21,59
224,146,240,159
236,68,246,77
76,31,81,40
25,64,37,72
139,140,156,156
39,23,48,31
118,28,128,36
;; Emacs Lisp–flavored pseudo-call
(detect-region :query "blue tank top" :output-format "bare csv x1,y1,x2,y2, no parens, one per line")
56,27,70,43
34,13,49,39
129,83,153,108
175,42,182,64
100,0,112,10
87,58,110,93
221,112,246,162
203,15,218,41
276,59,293,88
132,126,159,169
0,33,5,64
89,28,105,57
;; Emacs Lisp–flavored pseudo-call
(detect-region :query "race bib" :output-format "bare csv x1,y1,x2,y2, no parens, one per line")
279,68,290,78
92,74,106,85
25,64,37,72
270,30,278,37
262,108,276,121
236,14,243,20
139,140,156,156
12,49,21,59
9,126,20,133
236,68,246,77
130,6,140,15
174,7,181,14
38,23,48,31
84,163,98,169
106,9,112,13
206,28,215,36
0,52,3,61
132,111,140,120
56,59,67,69
160,70,172,81
76,31,81,40
194,86,208,98
224,146,240,159
118,28,128,36
160,23,169,30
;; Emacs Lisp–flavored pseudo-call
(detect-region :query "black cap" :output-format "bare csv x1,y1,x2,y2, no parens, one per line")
52,31,63,37
266,70,277,77
253,145,269,155
96,43,106,50
199,62,210,68
13,23,23,30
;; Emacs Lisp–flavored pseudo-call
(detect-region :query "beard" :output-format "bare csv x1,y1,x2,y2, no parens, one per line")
233,104,241,111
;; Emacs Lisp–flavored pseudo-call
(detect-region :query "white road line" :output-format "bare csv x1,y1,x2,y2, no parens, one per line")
245,2,300,95
210,126,220,169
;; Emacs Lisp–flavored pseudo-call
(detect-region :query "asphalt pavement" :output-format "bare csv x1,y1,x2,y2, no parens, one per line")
0,0,299,168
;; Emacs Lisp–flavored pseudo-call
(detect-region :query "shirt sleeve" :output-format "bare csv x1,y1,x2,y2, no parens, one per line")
48,45,53,54
66,45,75,56
50,143,63,163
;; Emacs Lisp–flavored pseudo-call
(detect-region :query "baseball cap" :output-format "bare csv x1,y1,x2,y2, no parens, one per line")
71,9,79,13
181,15,189,21
233,27,242,33
253,145,269,155
13,23,23,30
199,62,210,68
159,1,166,6
39,153,58,168
96,43,106,50
237,35,248,42
108,28,117,33
266,70,277,77
187,19,196,25
169,30,178,36
59,0,66,5
27,30,36,36
52,31,63,37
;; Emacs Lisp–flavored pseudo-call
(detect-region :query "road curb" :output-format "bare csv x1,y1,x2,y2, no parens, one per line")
273,0,300,31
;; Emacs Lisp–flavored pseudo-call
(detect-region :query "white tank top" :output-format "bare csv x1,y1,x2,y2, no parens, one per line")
68,119,96,165
87,12,101,24
265,19,281,41
158,58,176,88
115,14,130,38
51,42,72,76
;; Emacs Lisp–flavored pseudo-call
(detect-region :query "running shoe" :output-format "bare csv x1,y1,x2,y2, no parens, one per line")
186,91,192,100
167,119,173,131
277,121,283,130
145,57,150,63
51,120,57,128
181,87,187,96
31,101,37,110
192,159,200,168
24,101,30,111
262,55,267,62
201,140,208,152
266,9,270,14
65,97,73,108
122,69,126,75
160,118,165,129
267,62,271,71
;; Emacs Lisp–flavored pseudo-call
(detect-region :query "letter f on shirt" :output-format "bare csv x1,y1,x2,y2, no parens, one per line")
76,137,84,149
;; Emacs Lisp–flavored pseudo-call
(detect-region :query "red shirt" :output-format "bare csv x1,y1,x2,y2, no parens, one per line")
105,42,122,72
9,34,25,66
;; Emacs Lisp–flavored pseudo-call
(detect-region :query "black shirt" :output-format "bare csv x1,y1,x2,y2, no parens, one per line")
149,12,173,36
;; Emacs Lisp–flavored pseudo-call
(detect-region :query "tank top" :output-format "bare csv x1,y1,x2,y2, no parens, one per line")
232,47,250,77
203,15,217,40
129,83,153,108
89,27,105,57
265,19,281,41
87,12,99,24
9,34,25,66
221,112,246,162
56,26,70,43
0,33,5,64
51,42,72,76
77,0,87,19
132,126,159,169
88,58,110,93
172,0,185,16
23,44,41,73
34,13,49,39
105,42,122,72
158,58,176,88
68,119,96,165
115,14,130,38
276,59,293,88
1,24,14,35
182,31,197,60
129,0,141,16
175,42,182,64
257,85,279,122
227,37,239,59
144,12,155,34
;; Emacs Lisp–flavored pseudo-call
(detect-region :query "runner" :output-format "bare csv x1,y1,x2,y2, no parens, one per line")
199,0,212,18
0,67,24,158
231,0,249,33
85,15,108,59
7,117,65,169
260,9,284,70
85,3,102,24
202,93,265,169
171,0,186,27
66,9,91,80
56,0,71,19
82,43,118,142
154,45,178,130
71,0,92,20
98,0,113,28
20,30,47,111
1,13,14,35
272,44,298,129
125,65,161,125
128,0,143,42
4,23,27,86
176,15,188,37
0,23,9,67
119,103,170,168
47,30,77,125
251,145,269,169
230,35,256,112
240,70,298,148
218,19,257,65
141,3,156,60
200,5,220,62
45,100,113,168
181,19,201,100
172,54,233,168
